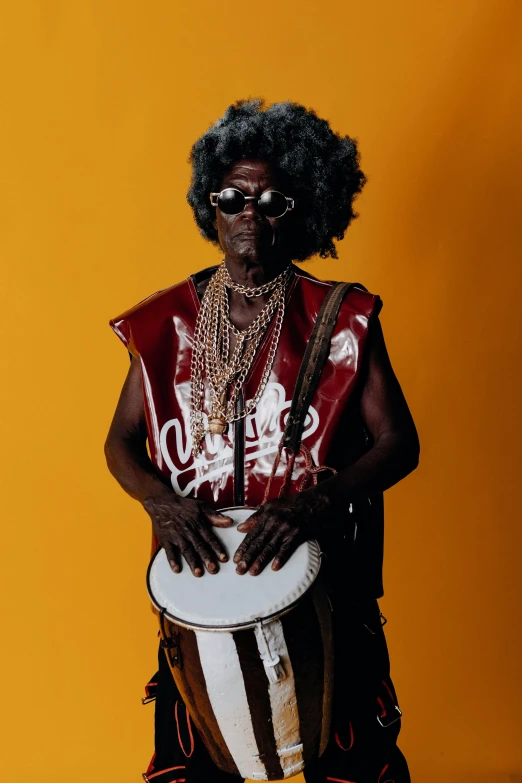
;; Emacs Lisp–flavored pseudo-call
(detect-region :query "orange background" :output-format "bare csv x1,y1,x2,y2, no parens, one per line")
1,2,521,782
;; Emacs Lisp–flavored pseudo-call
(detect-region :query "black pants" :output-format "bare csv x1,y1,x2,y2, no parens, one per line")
142,599,410,783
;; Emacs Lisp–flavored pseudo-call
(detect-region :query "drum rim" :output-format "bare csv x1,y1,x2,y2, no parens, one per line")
146,576,321,631
146,505,322,632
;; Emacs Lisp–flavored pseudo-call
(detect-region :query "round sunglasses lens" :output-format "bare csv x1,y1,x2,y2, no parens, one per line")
217,189,245,214
258,191,288,217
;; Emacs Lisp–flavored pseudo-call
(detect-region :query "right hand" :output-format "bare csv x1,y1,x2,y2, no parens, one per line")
143,489,233,577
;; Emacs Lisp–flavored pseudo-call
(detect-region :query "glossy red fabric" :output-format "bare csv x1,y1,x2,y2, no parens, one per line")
109,265,385,599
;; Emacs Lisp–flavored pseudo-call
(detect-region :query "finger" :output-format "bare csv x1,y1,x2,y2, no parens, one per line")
185,527,219,574
248,539,280,576
233,523,264,564
202,506,234,528
235,531,273,575
165,542,182,574
233,512,266,563
179,540,204,577
236,508,262,533
272,533,301,571
198,522,229,564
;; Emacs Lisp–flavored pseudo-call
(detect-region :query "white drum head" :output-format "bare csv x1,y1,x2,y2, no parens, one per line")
147,506,322,630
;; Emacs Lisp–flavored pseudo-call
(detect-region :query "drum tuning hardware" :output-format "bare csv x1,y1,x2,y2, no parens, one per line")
255,619,286,683
159,634,182,669
160,636,178,648
159,609,183,669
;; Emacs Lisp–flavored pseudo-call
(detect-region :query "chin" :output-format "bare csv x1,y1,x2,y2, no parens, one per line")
235,243,269,261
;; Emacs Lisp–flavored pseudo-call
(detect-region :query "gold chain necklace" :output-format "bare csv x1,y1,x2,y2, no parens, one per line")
189,262,293,456
222,263,291,298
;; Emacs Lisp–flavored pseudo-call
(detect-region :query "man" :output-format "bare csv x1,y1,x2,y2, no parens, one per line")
105,97,419,782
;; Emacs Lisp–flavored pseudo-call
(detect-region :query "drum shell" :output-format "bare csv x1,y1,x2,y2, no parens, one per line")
156,581,334,781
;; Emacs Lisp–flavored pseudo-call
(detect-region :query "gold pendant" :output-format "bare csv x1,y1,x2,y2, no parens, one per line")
208,416,227,435
208,391,227,435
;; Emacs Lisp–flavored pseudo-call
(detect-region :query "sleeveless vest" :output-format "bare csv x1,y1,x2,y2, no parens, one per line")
109,265,385,600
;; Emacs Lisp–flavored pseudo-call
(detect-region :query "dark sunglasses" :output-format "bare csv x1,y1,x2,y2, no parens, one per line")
210,188,294,218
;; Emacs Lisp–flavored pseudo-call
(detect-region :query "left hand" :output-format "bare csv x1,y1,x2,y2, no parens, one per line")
233,491,330,576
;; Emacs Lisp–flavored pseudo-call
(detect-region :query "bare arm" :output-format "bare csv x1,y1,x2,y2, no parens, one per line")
104,356,171,503
104,357,233,576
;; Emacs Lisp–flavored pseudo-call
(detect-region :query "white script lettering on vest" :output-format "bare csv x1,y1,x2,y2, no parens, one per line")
159,383,320,496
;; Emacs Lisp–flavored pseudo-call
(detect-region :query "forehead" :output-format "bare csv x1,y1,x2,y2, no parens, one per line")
220,159,288,189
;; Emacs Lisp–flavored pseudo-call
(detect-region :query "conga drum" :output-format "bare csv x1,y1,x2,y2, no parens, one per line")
146,507,334,781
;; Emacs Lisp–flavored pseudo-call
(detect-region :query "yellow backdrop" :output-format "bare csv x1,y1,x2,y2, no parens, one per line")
1,2,521,782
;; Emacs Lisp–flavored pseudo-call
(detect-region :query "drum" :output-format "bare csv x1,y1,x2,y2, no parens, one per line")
146,506,334,781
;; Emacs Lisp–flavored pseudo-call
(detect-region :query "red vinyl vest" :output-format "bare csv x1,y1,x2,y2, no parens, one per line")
110,265,385,600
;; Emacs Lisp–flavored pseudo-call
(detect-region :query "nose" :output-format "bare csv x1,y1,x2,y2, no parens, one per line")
240,198,263,221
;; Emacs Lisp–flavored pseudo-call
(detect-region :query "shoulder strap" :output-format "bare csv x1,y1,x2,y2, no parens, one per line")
282,282,355,454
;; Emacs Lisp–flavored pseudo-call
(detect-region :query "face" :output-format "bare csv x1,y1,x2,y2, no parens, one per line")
212,159,295,269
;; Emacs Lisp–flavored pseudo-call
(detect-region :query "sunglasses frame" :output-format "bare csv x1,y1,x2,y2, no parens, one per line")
209,187,295,218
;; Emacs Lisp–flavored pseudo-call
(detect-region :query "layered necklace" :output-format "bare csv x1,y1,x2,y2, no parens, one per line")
189,261,293,456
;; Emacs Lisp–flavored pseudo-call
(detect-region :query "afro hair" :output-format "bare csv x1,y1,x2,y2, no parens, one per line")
186,98,367,261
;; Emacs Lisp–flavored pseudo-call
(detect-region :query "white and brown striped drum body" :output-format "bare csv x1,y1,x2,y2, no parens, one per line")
146,507,334,781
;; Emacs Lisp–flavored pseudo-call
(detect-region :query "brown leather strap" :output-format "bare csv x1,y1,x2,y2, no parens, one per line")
282,282,355,454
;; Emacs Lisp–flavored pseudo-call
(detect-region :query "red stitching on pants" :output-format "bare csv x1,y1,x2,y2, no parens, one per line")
143,766,185,780
175,700,195,758
382,678,397,705
334,719,354,751
145,752,156,776
377,762,395,783
326,777,357,782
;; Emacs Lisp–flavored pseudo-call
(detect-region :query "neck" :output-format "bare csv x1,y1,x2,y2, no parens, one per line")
223,255,290,289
